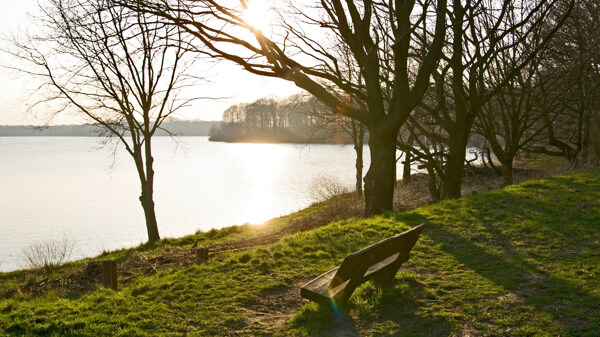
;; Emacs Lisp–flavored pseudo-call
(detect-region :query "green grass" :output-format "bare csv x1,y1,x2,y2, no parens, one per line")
1,168,599,336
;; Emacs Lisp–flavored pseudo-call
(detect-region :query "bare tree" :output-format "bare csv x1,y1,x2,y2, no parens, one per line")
474,30,549,186
475,64,544,186
404,0,572,199
119,0,448,216
7,0,196,242
528,0,600,167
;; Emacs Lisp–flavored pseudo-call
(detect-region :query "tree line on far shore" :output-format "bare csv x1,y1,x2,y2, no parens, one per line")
209,94,356,144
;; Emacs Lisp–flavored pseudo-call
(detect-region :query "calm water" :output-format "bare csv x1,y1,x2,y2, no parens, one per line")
1,137,385,272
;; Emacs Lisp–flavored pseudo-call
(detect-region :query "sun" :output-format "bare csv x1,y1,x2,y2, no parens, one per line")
242,0,273,33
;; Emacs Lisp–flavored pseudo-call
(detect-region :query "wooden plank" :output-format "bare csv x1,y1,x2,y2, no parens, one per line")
300,268,340,304
363,252,401,279
302,268,338,294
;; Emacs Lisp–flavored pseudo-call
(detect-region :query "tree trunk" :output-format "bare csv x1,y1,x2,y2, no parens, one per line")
403,150,412,182
581,110,591,165
140,187,160,243
486,148,502,176
501,158,514,186
134,141,160,243
353,122,365,198
144,139,160,243
427,167,440,202
355,143,364,198
363,130,398,216
441,138,468,199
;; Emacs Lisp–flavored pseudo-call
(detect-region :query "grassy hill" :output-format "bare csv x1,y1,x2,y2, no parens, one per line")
1,168,599,336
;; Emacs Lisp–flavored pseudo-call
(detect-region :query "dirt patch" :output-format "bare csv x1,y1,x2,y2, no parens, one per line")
454,324,488,337
497,291,521,303
243,279,310,333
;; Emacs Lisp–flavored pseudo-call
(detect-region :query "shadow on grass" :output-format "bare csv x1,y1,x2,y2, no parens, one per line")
288,170,600,336
286,273,453,336
398,177,600,335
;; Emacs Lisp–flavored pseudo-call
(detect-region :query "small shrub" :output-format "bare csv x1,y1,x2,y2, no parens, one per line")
238,253,252,263
309,175,351,201
22,236,76,273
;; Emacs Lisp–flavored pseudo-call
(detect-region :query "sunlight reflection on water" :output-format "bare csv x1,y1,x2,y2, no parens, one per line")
0,137,379,271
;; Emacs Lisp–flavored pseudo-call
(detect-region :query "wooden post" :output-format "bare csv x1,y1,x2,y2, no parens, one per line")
103,260,117,290
196,247,209,264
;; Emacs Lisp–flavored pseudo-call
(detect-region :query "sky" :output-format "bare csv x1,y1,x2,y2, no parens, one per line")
0,0,301,125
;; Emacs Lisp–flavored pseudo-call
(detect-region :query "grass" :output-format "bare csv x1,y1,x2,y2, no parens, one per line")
1,168,599,336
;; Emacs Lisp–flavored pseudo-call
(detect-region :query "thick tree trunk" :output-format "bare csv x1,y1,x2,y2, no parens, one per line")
441,138,468,199
501,158,514,186
363,130,398,216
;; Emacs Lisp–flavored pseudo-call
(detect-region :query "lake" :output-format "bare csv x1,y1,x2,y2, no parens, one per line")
1,137,390,272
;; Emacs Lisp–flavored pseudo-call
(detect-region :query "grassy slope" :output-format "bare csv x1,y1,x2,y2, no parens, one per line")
1,168,599,336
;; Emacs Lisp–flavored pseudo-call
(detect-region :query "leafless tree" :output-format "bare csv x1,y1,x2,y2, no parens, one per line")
405,0,572,199
474,28,549,186
117,0,448,216
528,0,600,167
475,66,544,186
7,0,196,242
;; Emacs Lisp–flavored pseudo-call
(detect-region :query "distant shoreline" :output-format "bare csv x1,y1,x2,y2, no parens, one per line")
0,121,221,137
208,134,352,145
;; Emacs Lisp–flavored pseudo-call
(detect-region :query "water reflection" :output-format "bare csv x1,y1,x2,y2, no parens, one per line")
0,137,367,271
229,144,287,224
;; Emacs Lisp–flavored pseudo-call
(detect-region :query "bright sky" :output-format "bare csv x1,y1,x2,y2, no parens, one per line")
0,0,300,125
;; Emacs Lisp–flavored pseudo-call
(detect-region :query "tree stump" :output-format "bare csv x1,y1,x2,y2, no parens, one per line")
103,260,118,290
196,247,209,264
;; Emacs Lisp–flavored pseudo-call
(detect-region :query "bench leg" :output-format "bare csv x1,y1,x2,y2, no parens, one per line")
373,272,396,287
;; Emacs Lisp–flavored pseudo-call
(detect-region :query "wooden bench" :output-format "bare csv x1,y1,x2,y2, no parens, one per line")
300,223,425,306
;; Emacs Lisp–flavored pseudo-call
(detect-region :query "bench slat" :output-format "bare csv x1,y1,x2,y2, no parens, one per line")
300,267,343,305
363,252,401,279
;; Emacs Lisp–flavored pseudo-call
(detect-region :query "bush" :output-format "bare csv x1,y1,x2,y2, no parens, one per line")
309,175,351,201
22,236,76,272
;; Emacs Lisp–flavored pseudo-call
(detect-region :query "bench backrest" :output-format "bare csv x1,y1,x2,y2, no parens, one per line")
328,223,425,290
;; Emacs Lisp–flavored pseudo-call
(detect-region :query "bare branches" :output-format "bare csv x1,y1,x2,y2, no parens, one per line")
5,0,203,242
